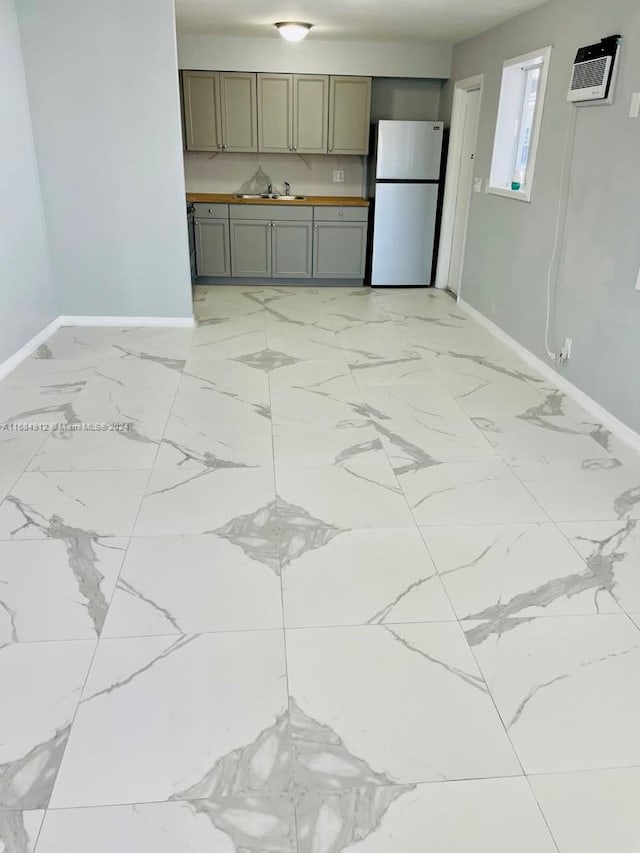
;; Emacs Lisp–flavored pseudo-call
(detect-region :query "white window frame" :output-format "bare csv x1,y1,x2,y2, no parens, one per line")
489,46,552,202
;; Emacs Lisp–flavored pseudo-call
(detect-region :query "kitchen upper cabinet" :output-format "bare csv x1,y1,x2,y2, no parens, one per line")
328,76,372,155
272,221,313,278
195,218,231,277
183,71,257,152
257,74,328,154
294,75,329,154
183,71,221,152
257,74,293,153
219,72,258,152
230,220,272,277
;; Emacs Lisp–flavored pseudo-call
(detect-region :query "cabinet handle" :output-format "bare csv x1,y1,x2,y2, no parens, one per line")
222,143,227,150
329,146,333,152
339,211,344,217
293,146,297,151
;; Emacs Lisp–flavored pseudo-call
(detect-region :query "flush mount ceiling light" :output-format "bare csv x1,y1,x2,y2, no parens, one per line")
275,22,313,42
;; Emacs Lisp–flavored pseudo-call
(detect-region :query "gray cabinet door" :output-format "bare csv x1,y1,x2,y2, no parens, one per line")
230,220,271,277
219,72,258,153
258,74,292,153
272,221,313,279
313,222,367,279
293,75,329,154
195,219,230,277
183,71,221,152
328,76,372,155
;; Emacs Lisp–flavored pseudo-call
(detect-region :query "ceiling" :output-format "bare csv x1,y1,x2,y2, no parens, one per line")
175,0,549,44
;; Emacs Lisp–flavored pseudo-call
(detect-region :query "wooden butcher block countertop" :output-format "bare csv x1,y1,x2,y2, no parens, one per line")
186,193,369,207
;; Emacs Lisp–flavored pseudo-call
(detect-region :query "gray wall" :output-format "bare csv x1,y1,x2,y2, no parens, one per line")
0,0,57,364
17,0,193,319
371,78,443,121
441,0,640,432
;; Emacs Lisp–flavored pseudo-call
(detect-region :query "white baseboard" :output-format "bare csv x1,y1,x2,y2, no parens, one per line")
58,316,195,328
0,317,62,383
0,315,195,383
459,298,640,457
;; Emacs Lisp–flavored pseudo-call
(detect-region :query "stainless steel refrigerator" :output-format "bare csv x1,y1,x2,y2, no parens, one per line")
369,120,444,287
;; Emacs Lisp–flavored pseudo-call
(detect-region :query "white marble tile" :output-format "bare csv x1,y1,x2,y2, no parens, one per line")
0,640,95,809
0,811,44,853
338,324,418,365
0,431,48,472
276,463,415,530
286,623,520,785
0,388,82,427
468,614,640,774
134,467,276,537
50,631,288,808
171,374,270,424
443,376,573,418
34,327,131,361
2,359,96,391
192,311,265,347
422,523,621,625
429,350,543,385
472,415,613,463
273,421,385,468
26,420,164,471
0,471,19,504
270,377,365,427
513,458,640,521
296,777,557,853
102,534,282,637
530,767,640,853
182,357,271,390
155,416,273,470
560,519,640,613
266,326,346,362
631,613,640,630
0,538,127,642
399,460,548,526
70,375,176,422
94,350,184,390
112,327,193,360
194,288,264,321
0,470,150,540
350,358,436,387
282,528,455,628
35,798,295,853
269,359,350,389
358,382,467,419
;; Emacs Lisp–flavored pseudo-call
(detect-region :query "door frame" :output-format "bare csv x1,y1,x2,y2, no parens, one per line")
435,74,484,300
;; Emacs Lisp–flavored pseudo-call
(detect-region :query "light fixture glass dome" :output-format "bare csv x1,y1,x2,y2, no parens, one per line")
275,22,312,42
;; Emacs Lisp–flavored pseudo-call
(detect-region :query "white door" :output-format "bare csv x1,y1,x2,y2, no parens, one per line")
448,87,481,294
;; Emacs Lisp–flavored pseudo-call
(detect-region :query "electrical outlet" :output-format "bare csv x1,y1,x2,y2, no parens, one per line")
473,177,483,193
333,170,344,183
630,92,640,119
559,337,573,363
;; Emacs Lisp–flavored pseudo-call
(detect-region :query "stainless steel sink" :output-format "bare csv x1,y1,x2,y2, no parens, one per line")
234,193,306,201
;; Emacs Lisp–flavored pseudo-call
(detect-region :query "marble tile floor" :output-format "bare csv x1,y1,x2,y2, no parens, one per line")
1,284,640,853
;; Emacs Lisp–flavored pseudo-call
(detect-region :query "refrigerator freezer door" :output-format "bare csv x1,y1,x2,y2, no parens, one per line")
371,182,439,287
375,121,443,180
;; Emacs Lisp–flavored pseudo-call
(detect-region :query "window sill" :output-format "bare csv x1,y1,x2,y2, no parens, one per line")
487,186,532,203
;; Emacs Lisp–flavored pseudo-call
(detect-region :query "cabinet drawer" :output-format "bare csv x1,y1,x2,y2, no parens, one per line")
193,203,229,219
230,204,312,222
313,206,368,222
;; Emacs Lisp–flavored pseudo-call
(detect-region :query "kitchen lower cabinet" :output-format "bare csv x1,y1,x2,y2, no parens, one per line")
272,221,313,278
313,221,368,279
194,218,231,277
230,220,272,277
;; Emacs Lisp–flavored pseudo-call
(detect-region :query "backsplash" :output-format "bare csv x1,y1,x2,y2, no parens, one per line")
183,152,366,197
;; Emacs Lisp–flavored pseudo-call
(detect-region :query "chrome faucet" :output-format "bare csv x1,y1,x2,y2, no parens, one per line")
284,182,291,196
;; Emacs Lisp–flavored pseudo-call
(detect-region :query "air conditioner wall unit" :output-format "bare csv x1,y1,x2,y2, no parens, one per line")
567,35,621,105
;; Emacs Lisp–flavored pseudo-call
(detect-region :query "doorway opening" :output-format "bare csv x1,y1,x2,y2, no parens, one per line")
436,75,484,299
